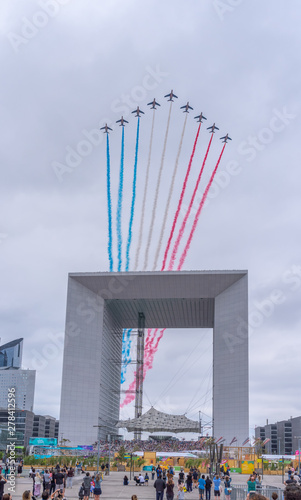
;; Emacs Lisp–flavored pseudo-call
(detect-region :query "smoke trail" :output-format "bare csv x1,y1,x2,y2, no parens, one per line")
152,114,188,271
106,134,114,272
177,143,226,269
116,127,125,272
120,328,132,384
125,117,140,272
134,110,155,271
143,102,172,271
120,329,165,408
168,133,213,270
161,122,202,270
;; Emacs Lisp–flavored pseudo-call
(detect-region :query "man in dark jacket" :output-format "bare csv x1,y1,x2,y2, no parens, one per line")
154,475,166,500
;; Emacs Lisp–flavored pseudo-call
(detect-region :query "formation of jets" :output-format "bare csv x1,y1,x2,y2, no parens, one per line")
100,90,231,141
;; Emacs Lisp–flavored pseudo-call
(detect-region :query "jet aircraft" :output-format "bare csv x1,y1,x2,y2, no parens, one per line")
164,89,178,101
207,123,219,133
100,124,112,134
180,102,193,113
194,113,207,123
220,134,232,143
147,98,160,109
116,116,129,126
132,106,145,117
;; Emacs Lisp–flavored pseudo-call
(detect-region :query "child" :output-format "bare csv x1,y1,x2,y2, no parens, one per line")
178,484,185,500
90,476,95,498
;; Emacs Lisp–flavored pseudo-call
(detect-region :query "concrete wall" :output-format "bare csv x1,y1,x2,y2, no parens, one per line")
213,275,249,444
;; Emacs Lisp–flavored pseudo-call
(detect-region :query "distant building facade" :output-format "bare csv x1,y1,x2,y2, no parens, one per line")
0,369,36,411
0,409,59,450
255,416,301,454
0,409,34,450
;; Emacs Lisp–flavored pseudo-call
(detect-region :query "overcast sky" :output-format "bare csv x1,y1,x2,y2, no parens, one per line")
1,0,301,441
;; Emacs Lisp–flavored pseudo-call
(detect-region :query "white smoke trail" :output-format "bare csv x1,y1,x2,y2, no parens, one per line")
134,110,155,271
143,101,172,271
152,113,188,271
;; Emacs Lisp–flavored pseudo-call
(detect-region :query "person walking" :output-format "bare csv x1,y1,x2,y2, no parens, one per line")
66,468,74,489
154,474,166,500
186,472,193,493
152,466,156,480
205,476,212,500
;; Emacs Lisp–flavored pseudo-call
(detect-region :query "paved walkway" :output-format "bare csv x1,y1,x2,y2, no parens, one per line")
7,471,286,500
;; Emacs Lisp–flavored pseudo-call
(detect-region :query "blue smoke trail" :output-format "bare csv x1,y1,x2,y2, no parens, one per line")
121,118,140,383
116,127,125,272
121,328,132,384
106,134,113,272
125,117,140,272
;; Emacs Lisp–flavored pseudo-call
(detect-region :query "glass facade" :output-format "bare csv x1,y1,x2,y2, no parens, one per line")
0,338,23,369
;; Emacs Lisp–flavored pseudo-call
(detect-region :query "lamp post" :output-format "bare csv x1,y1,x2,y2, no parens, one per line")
107,434,111,476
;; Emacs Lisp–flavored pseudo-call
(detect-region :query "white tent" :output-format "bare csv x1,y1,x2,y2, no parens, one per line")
116,407,200,433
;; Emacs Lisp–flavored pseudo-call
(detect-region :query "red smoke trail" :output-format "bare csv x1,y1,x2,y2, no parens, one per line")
161,123,201,271
168,134,214,270
177,143,226,270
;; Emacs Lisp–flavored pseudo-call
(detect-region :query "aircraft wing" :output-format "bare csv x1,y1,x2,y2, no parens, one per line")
188,105,193,110
116,119,121,123
173,94,178,99
124,119,129,123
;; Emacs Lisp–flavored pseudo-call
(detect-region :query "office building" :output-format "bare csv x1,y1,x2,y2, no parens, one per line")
255,416,301,454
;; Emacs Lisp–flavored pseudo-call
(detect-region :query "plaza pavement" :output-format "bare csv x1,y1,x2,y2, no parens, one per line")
8,471,286,500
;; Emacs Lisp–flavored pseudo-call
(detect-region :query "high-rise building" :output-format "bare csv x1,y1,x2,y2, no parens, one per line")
0,338,23,369
0,338,36,411
0,369,36,411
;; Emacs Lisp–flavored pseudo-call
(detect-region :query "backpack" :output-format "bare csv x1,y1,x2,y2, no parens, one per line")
78,486,84,498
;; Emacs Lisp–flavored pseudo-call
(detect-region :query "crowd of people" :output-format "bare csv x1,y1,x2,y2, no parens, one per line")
94,438,207,454
1,458,301,500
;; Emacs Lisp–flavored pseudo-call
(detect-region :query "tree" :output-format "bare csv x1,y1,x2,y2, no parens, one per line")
117,445,126,463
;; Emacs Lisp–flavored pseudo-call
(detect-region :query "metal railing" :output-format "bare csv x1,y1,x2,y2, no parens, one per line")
230,485,283,500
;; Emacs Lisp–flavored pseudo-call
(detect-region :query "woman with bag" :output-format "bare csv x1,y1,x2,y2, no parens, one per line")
224,476,232,500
